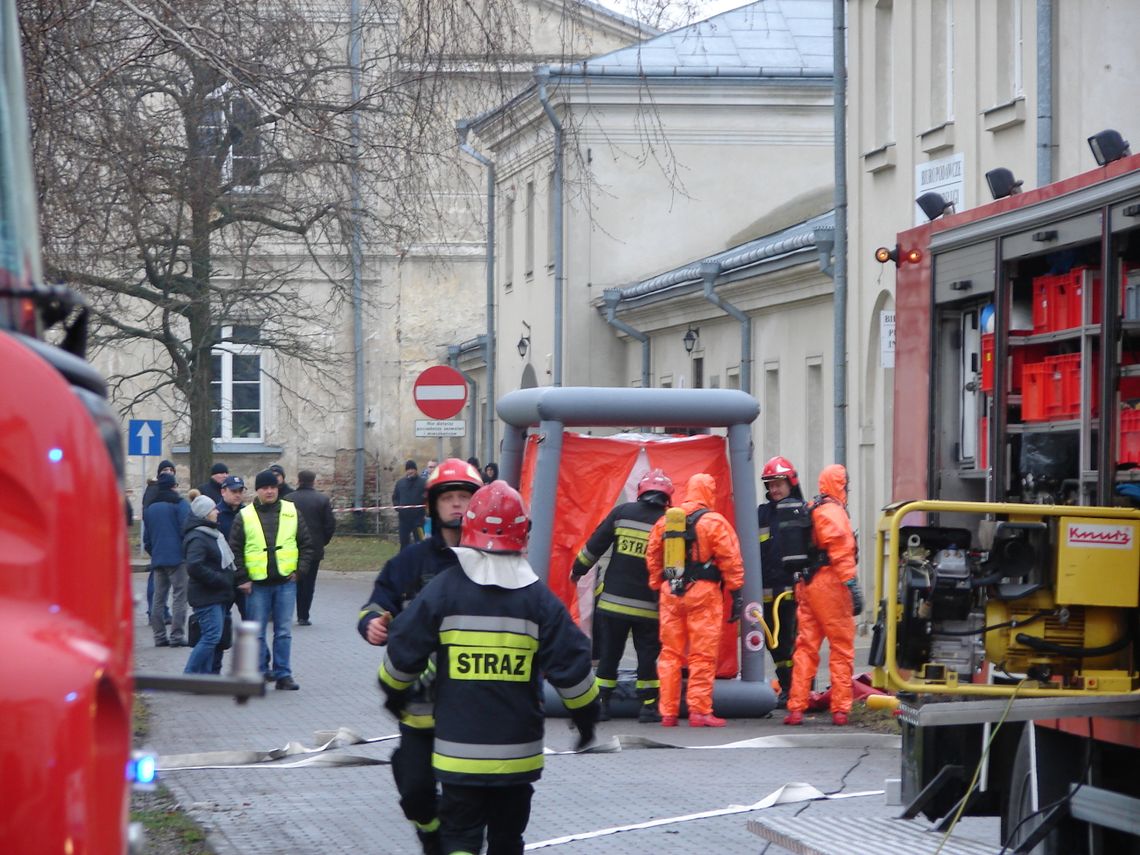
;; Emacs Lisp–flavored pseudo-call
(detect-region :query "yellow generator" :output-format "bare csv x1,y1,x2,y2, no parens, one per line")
871,500,1140,696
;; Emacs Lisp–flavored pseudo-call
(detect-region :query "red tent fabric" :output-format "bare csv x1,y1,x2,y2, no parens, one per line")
519,432,742,677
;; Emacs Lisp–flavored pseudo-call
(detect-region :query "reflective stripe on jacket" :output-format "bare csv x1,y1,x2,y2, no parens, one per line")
240,501,300,580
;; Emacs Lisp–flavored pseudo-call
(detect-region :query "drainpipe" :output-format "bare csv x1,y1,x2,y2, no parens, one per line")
448,344,480,460
1036,0,1054,186
535,67,564,387
833,0,848,467
602,289,651,388
457,120,496,464
699,262,751,395
349,0,366,527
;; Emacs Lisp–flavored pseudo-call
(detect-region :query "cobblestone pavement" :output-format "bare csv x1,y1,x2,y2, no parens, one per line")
134,570,1001,854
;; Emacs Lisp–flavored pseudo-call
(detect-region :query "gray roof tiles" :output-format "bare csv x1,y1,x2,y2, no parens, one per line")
572,0,832,75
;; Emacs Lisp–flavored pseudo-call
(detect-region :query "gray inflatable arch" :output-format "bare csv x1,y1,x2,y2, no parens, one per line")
496,386,775,717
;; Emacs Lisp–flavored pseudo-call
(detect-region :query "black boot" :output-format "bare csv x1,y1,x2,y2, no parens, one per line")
416,829,442,855
776,667,792,709
598,689,612,722
638,701,662,723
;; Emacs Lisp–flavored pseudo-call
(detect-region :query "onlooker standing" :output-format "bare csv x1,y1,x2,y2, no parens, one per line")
183,495,244,674
784,464,859,727
570,468,673,722
143,472,191,647
392,459,426,548
645,472,745,727
269,463,294,498
289,470,336,626
142,459,176,508
230,470,313,690
756,455,805,708
216,475,249,619
380,481,598,855
198,462,229,503
481,461,499,484
143,459,178,625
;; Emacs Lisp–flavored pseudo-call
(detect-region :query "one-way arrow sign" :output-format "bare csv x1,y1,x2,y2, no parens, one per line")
128,419,163,456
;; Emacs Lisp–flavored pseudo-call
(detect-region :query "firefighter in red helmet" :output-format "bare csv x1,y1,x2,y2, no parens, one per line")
757,456,805,707
571,468,673,722
380,481,598,855
358,457,483,854
784,464,859,727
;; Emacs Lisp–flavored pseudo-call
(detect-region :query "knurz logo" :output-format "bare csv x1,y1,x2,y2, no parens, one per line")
1067,523,1134,549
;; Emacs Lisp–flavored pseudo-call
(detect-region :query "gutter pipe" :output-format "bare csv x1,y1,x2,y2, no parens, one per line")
832,0,848,466
699,262,752,396
457,120,496,465
447,343,480,461
601,288,650,388
535,67,564,387
349,0,366,526
1036,0,1053,187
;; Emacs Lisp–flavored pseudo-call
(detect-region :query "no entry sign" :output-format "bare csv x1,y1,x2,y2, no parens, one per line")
413,365,468,420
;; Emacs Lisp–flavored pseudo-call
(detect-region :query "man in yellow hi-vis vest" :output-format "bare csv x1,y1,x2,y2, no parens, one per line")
230,469,314,690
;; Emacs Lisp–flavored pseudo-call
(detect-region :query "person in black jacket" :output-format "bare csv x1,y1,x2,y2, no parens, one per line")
183,495,246,674
269,463,293,498
570,468,674,722
392,459,426,548
359,458,483,855
757,455,806,708
289,470,337,626
380,481,598,855
197,461,229,503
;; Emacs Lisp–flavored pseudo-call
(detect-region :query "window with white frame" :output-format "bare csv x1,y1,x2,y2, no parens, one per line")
930,0,954,126
198,87,262,192
873,0,894,145
995,0,1023,102
503,194,514,290
525,179,535,278
211,324,263,440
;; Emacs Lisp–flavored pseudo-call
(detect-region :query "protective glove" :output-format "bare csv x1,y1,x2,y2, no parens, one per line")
569,562,589,584
846,578,865,616
569,699,599,751
728,590,744,623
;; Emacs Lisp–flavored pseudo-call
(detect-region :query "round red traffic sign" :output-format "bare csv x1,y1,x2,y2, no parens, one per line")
413,365,468,420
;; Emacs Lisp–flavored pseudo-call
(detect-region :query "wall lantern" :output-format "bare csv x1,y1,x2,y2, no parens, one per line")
682,326,699,355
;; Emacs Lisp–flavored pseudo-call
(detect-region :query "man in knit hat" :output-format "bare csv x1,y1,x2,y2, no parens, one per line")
391,459,426,549
198,462,229,503
144,471,191,646
229,469,313,689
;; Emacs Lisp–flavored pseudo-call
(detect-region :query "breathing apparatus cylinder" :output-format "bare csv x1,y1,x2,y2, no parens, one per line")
662,507,688,594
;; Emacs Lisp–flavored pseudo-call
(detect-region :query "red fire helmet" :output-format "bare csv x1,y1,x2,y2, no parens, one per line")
459,480,530,553
637,468,675,500
425,458,483,504
761,455,799,487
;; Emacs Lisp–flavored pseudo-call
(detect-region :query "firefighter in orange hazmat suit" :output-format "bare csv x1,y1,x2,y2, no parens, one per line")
646,473,745,728
784,464,858,726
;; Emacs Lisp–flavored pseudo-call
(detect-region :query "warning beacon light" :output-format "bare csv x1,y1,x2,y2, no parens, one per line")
874,245,922,266
916,191,954,222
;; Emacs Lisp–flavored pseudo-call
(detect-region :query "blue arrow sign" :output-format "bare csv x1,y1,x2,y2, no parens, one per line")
127,419,163,457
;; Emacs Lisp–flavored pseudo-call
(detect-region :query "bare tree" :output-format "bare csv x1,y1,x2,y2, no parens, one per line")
19,0,534,480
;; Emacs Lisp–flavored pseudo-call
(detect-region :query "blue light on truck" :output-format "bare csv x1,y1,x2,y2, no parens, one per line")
129,751,157,786
48,447,63,462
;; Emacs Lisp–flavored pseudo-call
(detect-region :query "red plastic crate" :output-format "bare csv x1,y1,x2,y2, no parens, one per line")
978,415,988,469
1021,362,1049,421
1042,353,1099,419
1121,409,1140,465
1031,268,1103,332
981,332,1044,394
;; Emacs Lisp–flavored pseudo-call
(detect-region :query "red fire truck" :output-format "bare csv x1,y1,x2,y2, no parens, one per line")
1,3,262,851
871,148,1140,853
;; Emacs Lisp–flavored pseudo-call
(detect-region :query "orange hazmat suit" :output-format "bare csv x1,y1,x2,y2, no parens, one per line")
646,473,744,718
787,464,857,715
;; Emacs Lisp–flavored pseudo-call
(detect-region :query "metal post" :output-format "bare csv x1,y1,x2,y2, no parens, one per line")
832,0,849,465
